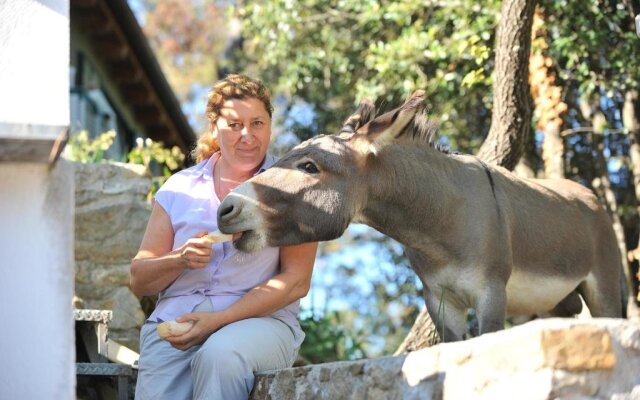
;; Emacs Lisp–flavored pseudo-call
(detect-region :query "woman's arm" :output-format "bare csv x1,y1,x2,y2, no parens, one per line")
129,203,213,297
167,241,318,350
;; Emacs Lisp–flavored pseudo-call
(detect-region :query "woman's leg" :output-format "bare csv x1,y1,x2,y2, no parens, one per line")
191,317,297,400
135,323,199,400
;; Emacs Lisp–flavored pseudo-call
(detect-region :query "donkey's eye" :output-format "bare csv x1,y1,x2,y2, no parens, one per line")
298,161,319,174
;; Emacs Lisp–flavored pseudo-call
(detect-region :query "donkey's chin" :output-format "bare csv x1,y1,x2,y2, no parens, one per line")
233,230,268,253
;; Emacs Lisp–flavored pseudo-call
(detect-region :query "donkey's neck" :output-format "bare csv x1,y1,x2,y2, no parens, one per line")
355,144,463,254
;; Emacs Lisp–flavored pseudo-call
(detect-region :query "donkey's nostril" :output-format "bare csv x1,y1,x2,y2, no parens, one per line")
218,204,235,219
218,198,242,222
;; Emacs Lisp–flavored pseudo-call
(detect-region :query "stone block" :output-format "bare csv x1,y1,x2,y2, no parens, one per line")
251,319,640,400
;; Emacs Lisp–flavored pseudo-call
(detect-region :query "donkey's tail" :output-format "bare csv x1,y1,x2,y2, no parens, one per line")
620,263,628,319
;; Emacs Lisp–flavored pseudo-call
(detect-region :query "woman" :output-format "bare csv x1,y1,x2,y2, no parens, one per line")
130,74,318,400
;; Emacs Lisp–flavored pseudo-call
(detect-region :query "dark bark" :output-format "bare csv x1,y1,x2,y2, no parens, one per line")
623,89,640,308
476,0,537,171
583,97,638,318
515,121,540,178
394,308,438,354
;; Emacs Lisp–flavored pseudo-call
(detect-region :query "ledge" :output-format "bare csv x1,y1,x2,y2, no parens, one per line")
0,122,68,163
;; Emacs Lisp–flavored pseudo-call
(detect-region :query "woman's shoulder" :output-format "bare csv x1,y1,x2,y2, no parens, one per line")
161,159,211,190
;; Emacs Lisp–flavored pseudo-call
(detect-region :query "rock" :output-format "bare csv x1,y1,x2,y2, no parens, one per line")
73,161,151,351
74,162,150,264
250,318,640,400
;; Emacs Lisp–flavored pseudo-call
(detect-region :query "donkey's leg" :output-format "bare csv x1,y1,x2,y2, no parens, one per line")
577,274,623,318
549,290,583,317
424,288,467,342
578,219,626,318
475,281,507,335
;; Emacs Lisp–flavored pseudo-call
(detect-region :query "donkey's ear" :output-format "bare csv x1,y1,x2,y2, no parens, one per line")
353,90,425,155
340,100,376,134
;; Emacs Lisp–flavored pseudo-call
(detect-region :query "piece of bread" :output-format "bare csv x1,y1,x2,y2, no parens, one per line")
157,320,193,339
204,229,233,244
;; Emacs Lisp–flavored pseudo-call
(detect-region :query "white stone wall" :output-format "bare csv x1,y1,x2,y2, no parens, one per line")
0,161,75,399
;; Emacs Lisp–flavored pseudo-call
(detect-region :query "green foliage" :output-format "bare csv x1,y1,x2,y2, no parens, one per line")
64,130,185,202
127,137,186,202
65,130,116,163
237,0,501,151
541,0,640,94
128,137,185,171
299,311,367,363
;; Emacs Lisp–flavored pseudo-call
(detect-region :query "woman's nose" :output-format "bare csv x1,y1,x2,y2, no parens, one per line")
240,127,254,142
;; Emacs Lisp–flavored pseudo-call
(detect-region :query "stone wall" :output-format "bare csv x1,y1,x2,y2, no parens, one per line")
250,318,640,399
74,161,150,351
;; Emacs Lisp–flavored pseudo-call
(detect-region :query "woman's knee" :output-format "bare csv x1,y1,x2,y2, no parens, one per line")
191,336,248,376
191,337,253,398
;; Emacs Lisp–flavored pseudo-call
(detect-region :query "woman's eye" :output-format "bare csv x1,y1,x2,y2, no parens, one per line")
228,123,242,130
252,121,264,128
298,161,319,174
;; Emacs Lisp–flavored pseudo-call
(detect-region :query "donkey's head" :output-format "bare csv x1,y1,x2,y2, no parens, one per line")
217,91,430,251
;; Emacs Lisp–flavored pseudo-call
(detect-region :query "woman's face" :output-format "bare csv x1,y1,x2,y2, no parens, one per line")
213,97,272,174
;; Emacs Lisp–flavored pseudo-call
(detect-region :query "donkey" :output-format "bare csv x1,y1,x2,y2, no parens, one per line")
217,91,625,341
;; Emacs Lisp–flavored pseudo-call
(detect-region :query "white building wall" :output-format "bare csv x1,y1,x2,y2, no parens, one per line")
0,0,74,399
0,161,75,399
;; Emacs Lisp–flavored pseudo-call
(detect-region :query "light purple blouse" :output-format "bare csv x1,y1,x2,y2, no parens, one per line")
148,152,304,347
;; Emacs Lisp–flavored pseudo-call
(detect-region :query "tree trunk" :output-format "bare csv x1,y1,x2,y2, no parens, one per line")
393,308,438,355
476,0,537,170
622,89,640,307
514,124,539,178
541,122,564,178
583,97,636,318
528,7,566,179
397,0,538,354
591,133,630,287
590,134,634,315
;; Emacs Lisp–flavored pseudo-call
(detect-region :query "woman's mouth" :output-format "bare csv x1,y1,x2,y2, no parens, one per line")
236,146,258,154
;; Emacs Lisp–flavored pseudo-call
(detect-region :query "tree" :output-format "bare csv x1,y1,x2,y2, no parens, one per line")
524,7,565,179
238,0,502,149
476,0,537,170
138,0,228,131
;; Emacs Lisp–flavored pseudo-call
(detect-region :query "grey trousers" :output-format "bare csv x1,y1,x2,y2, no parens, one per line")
135,300,298,400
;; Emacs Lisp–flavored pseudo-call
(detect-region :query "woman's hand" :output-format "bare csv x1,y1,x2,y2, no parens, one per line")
165,312,228,351
177,231,213,269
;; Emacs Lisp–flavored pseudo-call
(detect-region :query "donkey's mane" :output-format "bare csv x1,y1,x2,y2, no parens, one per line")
406,111,452,154
341,100,453,154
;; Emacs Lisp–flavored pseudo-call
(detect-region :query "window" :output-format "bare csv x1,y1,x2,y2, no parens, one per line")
70,53,128,160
